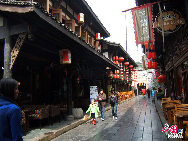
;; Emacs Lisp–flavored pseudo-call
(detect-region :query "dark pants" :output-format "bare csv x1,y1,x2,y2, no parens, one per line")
111,103,118,117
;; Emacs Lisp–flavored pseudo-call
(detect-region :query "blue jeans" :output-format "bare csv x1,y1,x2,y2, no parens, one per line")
99,106,105,119
112,103,118,117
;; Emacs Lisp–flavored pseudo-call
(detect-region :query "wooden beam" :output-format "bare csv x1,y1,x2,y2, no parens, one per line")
0,5,34,13
0,23,28,39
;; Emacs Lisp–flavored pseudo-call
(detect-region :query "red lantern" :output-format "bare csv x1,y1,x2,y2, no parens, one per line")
116,56,119,61
116,75,119,79
78,13,84,23
148,61,152,69
156,72,159,77
114,74,117,79
121,75,123,77
152,62,157,69
129,65,133,69
116,70,120,74
115,61,118,65
121,78,124,81
146,52,151,59
124,62,129,66
113,56,116,61
126,71,129,74
121,71,123,74
151,52,156,60
120,69,123,71
96,33,101,40
118,57,124,62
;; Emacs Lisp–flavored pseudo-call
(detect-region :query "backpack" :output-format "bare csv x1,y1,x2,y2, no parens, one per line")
110,96,116,105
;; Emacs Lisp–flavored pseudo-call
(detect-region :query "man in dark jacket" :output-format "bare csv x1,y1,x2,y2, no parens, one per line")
97,89,106,121
147,89,151,98
0,78,23,141
110,88,119,120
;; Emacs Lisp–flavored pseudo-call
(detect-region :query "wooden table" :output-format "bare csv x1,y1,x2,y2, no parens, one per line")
174,112,188,129
166,104,177,125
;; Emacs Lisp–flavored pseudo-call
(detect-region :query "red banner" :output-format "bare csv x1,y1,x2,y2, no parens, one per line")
132,4,154,44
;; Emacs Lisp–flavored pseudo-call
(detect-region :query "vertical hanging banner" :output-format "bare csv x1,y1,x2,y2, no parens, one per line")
132,4,154,44
59,49,71,64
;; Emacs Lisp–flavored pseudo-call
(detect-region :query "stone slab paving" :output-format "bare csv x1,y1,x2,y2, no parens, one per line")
52,96,168,141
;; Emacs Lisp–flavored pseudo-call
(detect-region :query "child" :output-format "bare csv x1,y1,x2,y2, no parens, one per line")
86,99,99,125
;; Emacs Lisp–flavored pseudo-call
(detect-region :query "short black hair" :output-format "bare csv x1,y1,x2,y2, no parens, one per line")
100,89,103,92
0,78,18,99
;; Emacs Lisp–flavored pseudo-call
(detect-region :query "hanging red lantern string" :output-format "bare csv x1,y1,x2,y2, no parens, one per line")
129,65,134,69
113,56,116,61
146,52,151,59
118,57,124,62
124,62,129,66
114,74,117,79
151,52,156,60
148,61,152,69
152,62,157,69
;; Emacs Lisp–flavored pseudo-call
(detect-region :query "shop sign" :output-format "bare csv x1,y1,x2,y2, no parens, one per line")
59,49,71,64
132,4,154,44
153,10,185,34
90,86,98,103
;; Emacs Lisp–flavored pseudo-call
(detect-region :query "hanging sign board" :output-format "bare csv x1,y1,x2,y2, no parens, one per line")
90,86,98,103
59,49,71,64
132,4,154,44
153,10,185,34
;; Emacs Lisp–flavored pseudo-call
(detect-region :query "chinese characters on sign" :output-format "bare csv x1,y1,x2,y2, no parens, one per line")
132,4,154,44
162,123,183,139
153,10,185,34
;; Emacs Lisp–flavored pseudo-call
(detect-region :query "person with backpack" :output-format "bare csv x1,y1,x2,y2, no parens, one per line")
110,88,119,120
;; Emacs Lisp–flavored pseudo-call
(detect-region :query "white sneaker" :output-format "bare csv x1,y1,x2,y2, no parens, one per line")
113,116,114,119
115,117,118,120
101,118,104,121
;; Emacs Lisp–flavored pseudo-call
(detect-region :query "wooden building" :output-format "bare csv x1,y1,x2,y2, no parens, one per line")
0,0,119,121
135,0,188,103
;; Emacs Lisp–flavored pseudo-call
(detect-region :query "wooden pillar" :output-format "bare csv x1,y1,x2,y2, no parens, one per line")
91,37,94,47
46,0,49,13
3,19,12,78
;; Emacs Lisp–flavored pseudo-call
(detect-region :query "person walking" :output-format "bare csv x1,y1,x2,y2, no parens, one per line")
147,88,151,98
0,78,23,141
97,89,106,121
110,88,119,120
86,99,99,125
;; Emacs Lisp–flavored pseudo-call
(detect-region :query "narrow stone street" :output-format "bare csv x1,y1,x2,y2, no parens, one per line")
52,96,167,141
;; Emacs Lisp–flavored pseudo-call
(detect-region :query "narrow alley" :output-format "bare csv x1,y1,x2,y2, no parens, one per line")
52,96,167,141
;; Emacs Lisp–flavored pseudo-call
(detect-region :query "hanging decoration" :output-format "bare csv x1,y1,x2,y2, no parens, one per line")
118,57,124,62
96,33,101,40
152,62,157,69
132,4,154,44
151,52,157,60
78,13,84,23
124,62,129,66
59,49,71,64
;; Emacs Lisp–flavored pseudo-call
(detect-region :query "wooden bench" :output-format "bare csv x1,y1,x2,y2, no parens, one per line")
174,104,188,139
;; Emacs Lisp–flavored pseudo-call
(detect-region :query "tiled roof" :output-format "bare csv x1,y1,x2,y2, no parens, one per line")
0,0,119,69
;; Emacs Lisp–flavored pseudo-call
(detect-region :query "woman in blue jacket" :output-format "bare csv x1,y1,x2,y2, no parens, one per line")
0,78,23,141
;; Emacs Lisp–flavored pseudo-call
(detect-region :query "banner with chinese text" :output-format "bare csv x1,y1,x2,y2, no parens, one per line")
132,4,154,44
